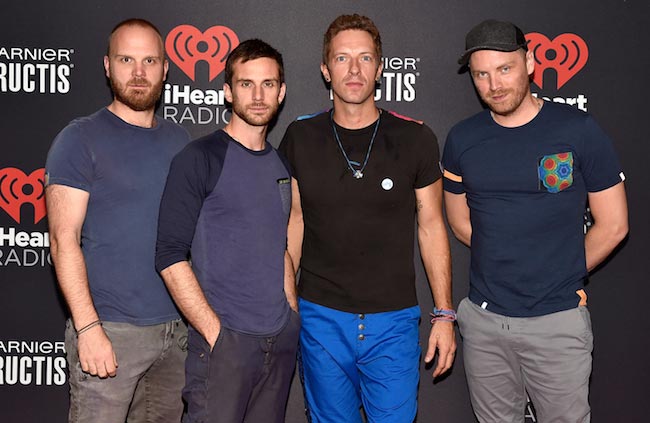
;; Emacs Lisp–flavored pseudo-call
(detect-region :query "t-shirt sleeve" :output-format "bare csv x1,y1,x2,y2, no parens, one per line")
579,114,625,192
441,128,465,194
278,123,298,180
45,122,93,191
276,149,293,178
414,123,442,189
155,143,218,272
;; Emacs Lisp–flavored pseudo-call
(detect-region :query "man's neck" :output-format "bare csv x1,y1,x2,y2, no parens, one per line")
107,101,156,128
331,100,380,130
223,117,267,151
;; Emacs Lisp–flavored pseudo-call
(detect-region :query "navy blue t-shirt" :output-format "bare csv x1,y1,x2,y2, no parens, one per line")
45,108,190,325
442,101,624,317
156,130,292,336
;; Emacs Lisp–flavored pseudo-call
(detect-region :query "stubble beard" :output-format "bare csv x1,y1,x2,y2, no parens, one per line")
232,101,279,127
485,89,526,116
483,76,530,117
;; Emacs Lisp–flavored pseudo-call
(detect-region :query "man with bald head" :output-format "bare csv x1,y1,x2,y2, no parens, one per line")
45,18,189,422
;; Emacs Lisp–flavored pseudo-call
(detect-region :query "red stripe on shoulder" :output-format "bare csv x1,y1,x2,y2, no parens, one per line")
386,110,423,125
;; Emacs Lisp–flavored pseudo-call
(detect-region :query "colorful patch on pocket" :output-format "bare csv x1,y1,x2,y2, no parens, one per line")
538,152,573,193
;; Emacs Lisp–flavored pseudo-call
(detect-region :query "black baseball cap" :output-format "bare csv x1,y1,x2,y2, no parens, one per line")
458,19,528,66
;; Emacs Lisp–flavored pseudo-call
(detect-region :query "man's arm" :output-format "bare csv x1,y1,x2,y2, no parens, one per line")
284,251,298,312
416,179,457,378
443,191,472,247
160,262,221,348
286,178,304,274
585,182,628,271
46,184,118,378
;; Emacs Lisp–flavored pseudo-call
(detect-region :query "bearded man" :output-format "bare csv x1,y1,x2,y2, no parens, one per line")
45,18,190,423
443,19,628,423
155,39,299,423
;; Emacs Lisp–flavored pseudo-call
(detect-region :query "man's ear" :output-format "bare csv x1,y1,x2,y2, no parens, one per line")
223,82,233,103
103,56,110,78
320,63,331,82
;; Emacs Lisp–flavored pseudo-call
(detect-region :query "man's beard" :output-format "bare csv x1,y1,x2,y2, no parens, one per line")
481,72,530,117
232,101,279,127
483,87,527,116
110,77,163,112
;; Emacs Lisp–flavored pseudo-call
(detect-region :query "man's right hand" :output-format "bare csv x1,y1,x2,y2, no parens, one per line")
206,322,221,352
77,325,118,378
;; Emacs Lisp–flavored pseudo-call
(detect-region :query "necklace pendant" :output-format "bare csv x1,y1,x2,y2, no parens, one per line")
353,170,363,179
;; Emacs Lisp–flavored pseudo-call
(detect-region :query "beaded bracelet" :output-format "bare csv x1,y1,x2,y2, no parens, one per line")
430,307,457,324
76,319,102,336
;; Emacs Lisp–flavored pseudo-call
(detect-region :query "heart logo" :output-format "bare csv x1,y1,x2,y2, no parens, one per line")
0,167,46,224
165,25,239,82
526,33,589,90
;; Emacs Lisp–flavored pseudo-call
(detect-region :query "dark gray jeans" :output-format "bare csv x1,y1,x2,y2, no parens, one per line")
65,318,187,423
183,310,300,423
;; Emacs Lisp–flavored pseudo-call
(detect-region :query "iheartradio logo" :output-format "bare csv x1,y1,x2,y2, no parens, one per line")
526,33,589,90
165,25,239,82
0,168,46,224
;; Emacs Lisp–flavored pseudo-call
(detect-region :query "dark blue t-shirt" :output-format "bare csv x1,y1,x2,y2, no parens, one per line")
45,108,190,325
156,130,292,336
442,101,624,317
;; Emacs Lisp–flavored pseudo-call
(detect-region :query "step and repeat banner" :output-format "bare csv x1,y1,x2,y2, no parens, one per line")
1,1,647,421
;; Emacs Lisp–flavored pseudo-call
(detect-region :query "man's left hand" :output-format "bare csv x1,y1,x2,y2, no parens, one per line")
424,320,456,378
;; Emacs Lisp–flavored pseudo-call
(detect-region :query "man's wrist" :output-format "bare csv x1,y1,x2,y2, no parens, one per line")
76,319,102,336
430,307,457,324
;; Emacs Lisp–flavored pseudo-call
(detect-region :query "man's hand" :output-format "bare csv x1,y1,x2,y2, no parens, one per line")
206,321,222,352
77,325,118,378
424,320,456,378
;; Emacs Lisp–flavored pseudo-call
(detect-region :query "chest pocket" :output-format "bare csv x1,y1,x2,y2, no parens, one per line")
538,152,574,193
277,178,291,214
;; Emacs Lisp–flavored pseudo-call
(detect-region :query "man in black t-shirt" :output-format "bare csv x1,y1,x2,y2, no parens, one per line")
279,14,455,423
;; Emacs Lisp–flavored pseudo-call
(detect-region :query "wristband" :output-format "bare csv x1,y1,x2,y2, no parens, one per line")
76,319,102,336
430,307,457,324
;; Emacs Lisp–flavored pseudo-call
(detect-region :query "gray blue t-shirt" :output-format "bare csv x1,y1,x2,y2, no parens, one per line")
45,107,190,325
155,130,292,336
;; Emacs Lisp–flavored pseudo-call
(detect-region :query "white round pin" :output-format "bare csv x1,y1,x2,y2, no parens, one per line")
381,178,394,190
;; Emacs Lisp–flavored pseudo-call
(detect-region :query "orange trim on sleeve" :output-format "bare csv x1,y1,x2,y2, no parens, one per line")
443,169,462,183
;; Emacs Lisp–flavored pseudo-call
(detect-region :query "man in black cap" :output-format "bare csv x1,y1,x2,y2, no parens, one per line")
442,19,628,422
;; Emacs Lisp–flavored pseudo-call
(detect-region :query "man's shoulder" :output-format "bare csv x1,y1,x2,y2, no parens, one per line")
451,109,491,131
175,130,229,160
156,114,191,136
63,108,108,130
383,110,424,126
381,109,437,141
445,110,493,146
540,100,590,124
50,108,109,148
285,110,330,132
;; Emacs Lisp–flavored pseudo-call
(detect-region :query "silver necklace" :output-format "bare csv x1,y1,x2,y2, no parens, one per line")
330,109,381,179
